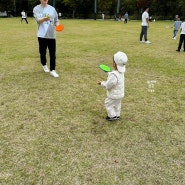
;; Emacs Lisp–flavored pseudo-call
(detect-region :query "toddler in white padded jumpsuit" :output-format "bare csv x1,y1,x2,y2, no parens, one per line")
97,51,128,121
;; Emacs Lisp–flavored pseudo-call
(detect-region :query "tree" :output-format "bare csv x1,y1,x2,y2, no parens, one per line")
177,0,185,17
120,0,138,17
62,0,81,18
98,0,116,16
136,0,152,19
152,0,182,19
0,0,184,19
28,0,38,8
0,0,14,15
136,0,153,10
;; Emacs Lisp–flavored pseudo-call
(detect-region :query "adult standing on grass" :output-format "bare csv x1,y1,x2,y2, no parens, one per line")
33,0,59,78
21,10,28,24
176,18,185,52
172,17,182,40
140,7,151,44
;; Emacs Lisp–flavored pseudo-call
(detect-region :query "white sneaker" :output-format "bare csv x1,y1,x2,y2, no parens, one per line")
140,41,145,43
50,70,59,78
43,65,49,72
145,40,151,44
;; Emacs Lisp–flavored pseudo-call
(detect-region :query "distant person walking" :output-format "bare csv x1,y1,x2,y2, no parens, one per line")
176,18,185,52
140,7,151,44
124,12,128,23
21,10,28,24
172,17,182,39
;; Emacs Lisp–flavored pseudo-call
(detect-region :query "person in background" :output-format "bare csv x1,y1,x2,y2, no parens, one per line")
102,13,105,21
140,7,151,44
176,18,185,52
21,10,28,24
172,17,182,39
97,51,128,121
33,0,59,78
124,12,128,23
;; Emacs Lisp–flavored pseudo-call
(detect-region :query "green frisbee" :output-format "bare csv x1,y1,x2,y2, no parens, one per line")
99,64,112,72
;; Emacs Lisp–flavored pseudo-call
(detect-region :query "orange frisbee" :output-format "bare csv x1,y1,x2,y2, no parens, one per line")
56,25,64,32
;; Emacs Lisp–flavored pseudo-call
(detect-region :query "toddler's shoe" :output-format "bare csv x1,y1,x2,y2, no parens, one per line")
106,116,118,121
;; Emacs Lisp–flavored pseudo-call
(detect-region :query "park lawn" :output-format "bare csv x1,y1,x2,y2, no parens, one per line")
0,18,185,185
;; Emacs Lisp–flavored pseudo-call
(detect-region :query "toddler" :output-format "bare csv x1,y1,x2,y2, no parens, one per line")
97,51,128,121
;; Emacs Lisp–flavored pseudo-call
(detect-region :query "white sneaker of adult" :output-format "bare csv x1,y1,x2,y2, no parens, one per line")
145,40,151,44
43,65,49,72
50,70,59,78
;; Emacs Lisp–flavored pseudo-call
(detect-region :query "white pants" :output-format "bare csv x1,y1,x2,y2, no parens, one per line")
105,97,122,118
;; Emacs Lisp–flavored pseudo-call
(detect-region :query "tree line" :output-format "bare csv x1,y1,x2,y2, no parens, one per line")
0,0,185,20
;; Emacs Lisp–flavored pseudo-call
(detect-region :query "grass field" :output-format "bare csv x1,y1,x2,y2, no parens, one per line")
0,18,185,185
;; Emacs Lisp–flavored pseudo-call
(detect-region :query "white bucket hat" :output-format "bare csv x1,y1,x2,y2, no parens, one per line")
113,51,128,73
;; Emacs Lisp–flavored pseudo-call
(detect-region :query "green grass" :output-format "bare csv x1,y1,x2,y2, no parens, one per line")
0,18,185,185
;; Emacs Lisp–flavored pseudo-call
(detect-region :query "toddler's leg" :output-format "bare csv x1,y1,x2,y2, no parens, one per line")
105,98,116,118
114,99,122,117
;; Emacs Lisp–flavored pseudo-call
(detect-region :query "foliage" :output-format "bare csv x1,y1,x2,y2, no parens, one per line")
28,0,38,8
98,0,114,13
0,0,184,19
0,0,14,12
136,0,153,9
120,0,138,15
179,0,185,18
